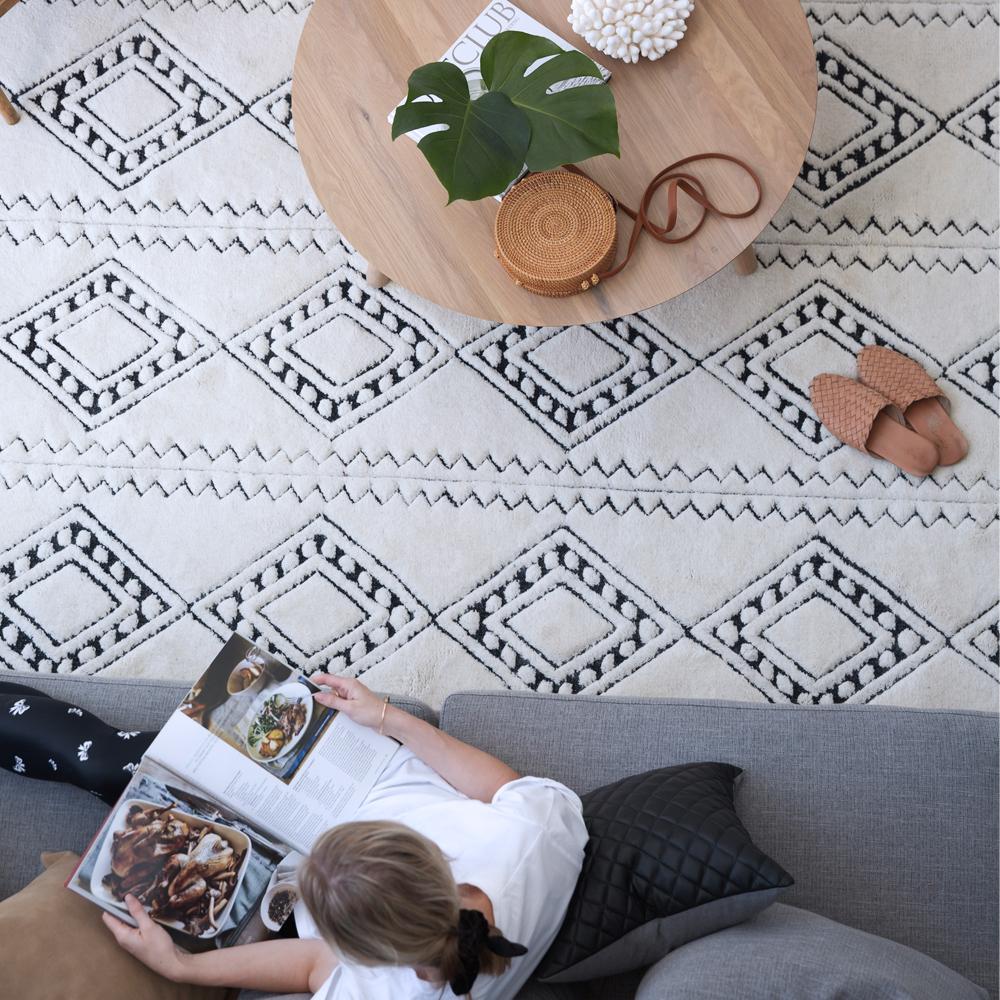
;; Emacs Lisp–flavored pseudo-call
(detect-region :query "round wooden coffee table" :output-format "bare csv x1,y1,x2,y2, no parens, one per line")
293,0,816,326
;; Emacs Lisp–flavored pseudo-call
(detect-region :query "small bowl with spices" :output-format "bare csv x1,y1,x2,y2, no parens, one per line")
260,880,299,933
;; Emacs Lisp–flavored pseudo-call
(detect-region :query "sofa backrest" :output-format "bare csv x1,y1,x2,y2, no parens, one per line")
439,691,999,998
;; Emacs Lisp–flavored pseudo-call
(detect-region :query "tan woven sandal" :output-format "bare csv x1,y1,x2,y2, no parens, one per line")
858,346,968,465
809,374,939,477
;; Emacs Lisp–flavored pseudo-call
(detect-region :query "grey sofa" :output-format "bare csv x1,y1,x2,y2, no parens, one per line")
1,675,996,999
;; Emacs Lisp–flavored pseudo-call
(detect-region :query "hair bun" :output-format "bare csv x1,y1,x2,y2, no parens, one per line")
449,909,528,995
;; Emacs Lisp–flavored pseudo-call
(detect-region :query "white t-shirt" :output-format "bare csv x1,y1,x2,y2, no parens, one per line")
294,747,588,1000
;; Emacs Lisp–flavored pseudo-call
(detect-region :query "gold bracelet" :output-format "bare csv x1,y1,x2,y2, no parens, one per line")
378,695,390,736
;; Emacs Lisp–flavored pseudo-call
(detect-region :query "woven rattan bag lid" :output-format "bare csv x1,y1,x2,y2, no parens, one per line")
495,170,618,298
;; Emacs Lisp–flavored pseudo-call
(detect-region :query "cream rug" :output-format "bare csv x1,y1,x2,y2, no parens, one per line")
0,0,996,711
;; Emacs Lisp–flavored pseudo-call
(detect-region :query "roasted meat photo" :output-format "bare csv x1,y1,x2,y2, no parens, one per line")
100,803,247,937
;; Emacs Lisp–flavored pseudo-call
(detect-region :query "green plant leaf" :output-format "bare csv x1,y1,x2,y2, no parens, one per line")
391,61,531,203
480,31,620,172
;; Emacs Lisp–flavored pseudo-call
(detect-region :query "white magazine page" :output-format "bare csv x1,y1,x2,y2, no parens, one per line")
148,710,398,854
148,634,398,853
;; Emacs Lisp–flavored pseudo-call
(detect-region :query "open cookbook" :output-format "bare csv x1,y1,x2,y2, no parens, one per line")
67,634,399,951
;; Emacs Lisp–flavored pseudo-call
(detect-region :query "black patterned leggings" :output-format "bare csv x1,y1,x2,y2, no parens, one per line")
0,681,155,804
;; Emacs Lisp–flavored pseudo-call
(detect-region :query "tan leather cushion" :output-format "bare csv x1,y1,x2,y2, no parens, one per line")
0,851,226,1000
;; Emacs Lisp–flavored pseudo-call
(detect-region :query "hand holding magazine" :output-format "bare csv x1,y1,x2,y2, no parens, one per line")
67,635,399,951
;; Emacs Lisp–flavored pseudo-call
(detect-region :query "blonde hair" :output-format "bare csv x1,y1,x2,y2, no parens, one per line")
298,821,512,992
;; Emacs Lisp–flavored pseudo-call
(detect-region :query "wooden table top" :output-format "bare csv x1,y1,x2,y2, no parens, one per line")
293,0,817,325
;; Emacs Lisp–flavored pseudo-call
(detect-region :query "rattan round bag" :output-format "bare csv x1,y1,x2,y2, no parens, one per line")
494,170,617,297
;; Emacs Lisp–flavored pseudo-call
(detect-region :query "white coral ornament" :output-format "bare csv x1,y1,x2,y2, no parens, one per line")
568,0,694,64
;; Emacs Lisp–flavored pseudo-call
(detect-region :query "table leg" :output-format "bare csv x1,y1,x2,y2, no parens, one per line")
733,245,758,276
365,262,389,288
0,89,19,125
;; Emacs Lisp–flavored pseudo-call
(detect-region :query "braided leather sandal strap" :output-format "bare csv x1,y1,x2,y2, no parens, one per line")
858,346,945,413
809,374,895,453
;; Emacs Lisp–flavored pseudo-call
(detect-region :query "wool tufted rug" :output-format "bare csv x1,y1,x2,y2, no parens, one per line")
0,0,996,711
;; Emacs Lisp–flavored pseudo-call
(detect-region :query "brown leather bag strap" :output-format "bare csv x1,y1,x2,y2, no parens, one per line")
565,152,763,280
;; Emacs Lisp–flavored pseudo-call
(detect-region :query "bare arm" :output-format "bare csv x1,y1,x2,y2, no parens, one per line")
312,675,519,803
382,703,520,802
174,938,335,993
103,896,336,993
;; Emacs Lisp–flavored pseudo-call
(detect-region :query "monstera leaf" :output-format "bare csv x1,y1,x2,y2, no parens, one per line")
392,31,619,202
391,62,531,204
481,31,620,172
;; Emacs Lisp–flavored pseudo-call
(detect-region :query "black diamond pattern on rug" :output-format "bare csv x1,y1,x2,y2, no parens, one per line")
692,537,945,704
0,507,184,674
439,527,683,693
21,21,243,189
797,37,939,206
228,264,453,437
0,260,216,428
945,334,999,415
248,79,295,148
952,605,1000,680
944,82,999,163
460,318,695,448
192,514,431,675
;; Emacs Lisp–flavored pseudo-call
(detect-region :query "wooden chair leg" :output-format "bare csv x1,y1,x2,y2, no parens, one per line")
365,262,389,288
733,244,758,276
0,88,19,125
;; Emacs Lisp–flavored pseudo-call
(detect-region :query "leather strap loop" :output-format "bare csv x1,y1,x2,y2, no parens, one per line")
564,153,763,280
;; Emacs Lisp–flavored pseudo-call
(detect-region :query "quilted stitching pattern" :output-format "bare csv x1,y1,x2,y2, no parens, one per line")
809,373,892,452
537,764,793,978
858,345,946,413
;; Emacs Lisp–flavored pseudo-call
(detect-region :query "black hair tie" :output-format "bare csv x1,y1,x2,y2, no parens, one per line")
449,908,528,996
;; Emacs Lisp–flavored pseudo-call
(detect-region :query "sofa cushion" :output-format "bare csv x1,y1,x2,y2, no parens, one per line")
635,903,989,999
537,764,792,982
1,851,226,1000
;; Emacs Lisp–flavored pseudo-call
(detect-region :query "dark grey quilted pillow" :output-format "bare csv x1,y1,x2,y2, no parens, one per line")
536,763,793,983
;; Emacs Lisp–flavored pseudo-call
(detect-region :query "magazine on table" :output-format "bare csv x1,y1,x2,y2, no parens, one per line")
66,634,398,951
388,0,611,198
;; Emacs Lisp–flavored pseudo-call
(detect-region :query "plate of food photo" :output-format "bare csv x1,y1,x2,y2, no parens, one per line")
243,681,313,764
90,800,253,939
